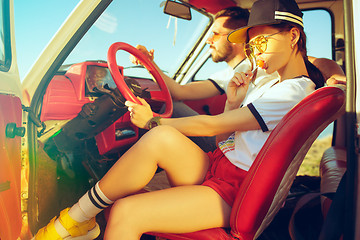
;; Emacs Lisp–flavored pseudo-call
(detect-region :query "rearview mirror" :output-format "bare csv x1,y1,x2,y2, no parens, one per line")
163,0,192,20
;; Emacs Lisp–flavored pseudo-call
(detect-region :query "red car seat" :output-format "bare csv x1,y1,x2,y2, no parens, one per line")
147,85,345,240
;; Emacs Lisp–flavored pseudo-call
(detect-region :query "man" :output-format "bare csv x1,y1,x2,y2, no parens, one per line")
131,6,346,152
132,7,250,103
132,7,258,152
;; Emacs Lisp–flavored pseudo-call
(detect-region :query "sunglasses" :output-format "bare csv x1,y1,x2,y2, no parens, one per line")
244,31,284,59
208,32,229,42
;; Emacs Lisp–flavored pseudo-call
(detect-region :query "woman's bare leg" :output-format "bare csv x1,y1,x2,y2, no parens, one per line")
104,185,231,240
99,125,210,200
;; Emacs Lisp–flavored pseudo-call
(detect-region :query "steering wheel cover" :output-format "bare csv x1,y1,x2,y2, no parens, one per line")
107,42,173,117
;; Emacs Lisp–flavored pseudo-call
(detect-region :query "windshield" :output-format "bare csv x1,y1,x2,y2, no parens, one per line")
64,0,211,79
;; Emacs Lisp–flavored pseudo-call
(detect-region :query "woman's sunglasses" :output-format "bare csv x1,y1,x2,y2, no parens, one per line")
244,31,284,59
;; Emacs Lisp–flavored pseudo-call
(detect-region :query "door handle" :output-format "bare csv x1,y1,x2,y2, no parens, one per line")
5,122,25,138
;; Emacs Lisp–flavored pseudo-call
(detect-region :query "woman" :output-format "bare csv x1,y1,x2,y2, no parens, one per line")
34,0,321,239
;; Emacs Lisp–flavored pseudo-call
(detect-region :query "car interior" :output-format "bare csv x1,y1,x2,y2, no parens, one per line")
18,0,355,239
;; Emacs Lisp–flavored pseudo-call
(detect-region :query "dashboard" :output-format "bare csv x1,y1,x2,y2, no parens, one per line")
40,61,164,155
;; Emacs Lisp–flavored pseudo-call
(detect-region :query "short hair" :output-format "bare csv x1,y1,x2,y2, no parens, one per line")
214,6,250,30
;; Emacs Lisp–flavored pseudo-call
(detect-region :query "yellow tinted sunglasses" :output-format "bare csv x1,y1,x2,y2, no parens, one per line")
209,32,229,42
244,31,283,59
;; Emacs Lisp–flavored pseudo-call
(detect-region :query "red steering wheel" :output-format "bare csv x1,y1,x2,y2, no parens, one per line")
107,42,173,118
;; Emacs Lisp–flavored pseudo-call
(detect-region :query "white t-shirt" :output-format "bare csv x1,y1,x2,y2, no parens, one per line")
208,58,278,94
218,76,316,171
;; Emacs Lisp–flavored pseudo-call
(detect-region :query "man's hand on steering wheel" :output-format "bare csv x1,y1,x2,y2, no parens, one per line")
129,45,155,65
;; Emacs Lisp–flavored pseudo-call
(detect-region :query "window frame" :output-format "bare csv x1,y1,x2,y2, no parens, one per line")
0,0,12,72
302,7,335,61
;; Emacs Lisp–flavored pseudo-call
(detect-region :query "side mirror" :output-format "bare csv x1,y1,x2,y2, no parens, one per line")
163,0,192,20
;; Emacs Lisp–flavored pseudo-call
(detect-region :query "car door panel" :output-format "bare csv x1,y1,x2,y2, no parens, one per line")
0,94,23,240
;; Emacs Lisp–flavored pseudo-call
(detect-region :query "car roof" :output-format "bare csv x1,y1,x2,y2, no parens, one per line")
186,0,336,14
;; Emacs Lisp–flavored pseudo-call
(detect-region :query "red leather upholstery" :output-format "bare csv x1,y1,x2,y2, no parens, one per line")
188,0,236,14
147,86,345,240
40,63,90,121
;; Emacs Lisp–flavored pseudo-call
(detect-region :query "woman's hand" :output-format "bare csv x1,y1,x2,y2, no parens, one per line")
125,97,153,129
129,45,155,65
226,70,252,110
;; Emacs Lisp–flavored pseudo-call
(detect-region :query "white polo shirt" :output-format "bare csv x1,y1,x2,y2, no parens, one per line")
218,76,316,171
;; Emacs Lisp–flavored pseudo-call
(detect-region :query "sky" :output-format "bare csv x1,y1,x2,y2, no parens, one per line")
14,1,332,81
13,0,209,80
14,0,79,80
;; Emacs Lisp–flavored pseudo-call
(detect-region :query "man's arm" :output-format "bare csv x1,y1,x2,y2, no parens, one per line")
308,56,346,85
131,45,223,101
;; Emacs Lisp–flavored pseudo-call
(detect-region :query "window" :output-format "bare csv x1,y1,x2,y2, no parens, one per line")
0,0,11,72
303,9,334,139
193,47,227,81
64,0,211,80
192,9,334,84
303,9,333,60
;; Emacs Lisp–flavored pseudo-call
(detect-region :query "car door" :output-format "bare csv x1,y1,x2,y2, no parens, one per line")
0,0,24,239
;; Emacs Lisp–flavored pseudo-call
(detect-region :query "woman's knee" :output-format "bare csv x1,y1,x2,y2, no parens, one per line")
140,125,184,150
105,199,142,237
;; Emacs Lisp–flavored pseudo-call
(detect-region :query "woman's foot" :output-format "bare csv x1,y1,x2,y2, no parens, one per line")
33,208,100,240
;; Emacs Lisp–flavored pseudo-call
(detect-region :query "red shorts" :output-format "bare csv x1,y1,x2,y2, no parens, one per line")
202,148,247,206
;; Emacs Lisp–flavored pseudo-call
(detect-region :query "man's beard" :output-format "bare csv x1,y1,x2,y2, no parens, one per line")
211,44,232,63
